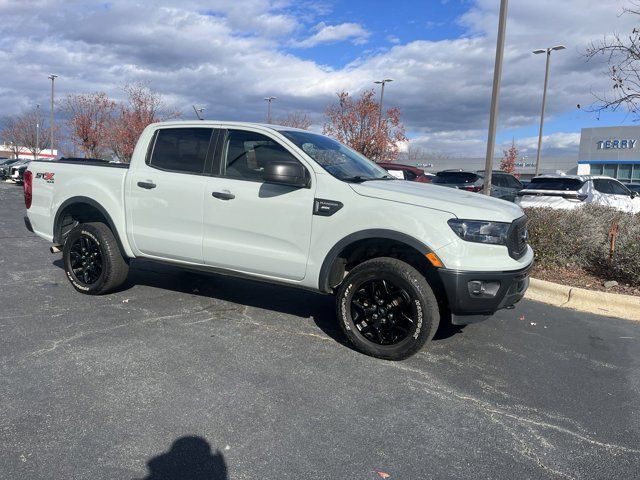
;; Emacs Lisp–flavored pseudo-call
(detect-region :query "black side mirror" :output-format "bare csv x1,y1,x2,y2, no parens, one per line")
263,161,309,188
631,191,638,199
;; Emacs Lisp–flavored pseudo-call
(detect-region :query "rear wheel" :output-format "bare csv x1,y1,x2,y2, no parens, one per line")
63,222,129,295
336,257,439,360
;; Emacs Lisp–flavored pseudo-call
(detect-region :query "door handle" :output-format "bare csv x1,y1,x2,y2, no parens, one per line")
212,191,235,200
137,181,156,189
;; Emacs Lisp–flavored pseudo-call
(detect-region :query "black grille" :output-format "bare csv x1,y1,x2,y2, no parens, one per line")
506,215,528,260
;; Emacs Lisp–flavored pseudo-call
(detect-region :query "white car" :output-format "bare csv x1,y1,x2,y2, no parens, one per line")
516,175,640,213
24,121,533,360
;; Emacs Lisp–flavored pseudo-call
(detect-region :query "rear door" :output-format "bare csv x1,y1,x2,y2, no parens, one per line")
127,127,215,263
202,128,315,281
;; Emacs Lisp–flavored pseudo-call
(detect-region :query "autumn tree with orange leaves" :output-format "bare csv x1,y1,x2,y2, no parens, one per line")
108,83,181,162
323,90,407,162
64,92,116,158
64,84,180,162
500,140,518,174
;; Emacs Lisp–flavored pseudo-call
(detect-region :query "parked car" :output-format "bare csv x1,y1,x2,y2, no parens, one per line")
378,163,434,183
431,170,523,201
623,183,640,194
8,160,30,184
0,158,21,179
516,175,640,213
24,121,532,360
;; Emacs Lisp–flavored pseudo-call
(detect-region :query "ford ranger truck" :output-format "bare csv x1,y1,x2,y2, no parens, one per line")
23,121,533,360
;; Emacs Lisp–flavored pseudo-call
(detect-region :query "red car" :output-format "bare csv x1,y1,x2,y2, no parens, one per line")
378,163,434,183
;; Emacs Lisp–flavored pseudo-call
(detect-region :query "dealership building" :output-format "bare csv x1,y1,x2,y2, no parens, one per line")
577,126,640,184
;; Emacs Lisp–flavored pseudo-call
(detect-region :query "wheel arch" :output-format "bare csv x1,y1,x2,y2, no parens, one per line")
53,196,129,257
318,229,441,294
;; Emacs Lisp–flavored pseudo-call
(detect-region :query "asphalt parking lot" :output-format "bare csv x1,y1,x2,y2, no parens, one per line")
1,181,639,479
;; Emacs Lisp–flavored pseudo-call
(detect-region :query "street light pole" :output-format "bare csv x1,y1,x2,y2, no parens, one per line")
35,104,40,158
48,74,58,157
482,0,508,196
264,96,276,124
533,45,565,176
374,78,393,128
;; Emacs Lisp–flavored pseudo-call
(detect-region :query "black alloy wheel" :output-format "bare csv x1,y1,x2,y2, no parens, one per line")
68,234,103,285
351,278,415,345
336,257,440,360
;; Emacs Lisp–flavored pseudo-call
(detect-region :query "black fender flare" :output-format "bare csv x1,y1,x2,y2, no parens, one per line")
318,229,433,293
53,196,127,256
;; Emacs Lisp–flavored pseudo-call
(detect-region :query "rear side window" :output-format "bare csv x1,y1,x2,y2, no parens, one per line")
433,172,480,184
527,178,584,191
148,128,213,174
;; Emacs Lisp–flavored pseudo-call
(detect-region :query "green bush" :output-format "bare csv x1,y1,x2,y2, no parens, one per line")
524,206,640,285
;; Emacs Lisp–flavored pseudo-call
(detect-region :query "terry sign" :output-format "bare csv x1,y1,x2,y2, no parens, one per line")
596,139,636,149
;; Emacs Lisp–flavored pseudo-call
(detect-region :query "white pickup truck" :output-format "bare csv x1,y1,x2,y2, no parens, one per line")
24,121,533,360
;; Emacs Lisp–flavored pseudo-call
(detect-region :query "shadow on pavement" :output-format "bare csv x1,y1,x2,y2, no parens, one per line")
137,436,227,480
52,258,463,348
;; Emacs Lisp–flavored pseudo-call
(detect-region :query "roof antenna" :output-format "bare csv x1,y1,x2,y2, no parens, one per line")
193,105,205,120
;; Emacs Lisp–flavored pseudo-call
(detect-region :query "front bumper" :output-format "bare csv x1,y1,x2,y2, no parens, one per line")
438,262,532,325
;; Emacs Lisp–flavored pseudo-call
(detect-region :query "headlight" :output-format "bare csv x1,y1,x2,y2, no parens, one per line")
447,219,510,245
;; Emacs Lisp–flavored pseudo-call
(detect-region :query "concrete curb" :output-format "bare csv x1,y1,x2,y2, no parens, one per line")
526,278,640,321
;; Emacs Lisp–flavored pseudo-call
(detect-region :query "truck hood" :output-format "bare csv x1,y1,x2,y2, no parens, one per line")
350,180,524,222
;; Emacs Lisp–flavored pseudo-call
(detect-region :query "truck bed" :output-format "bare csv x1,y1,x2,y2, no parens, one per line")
27,160,130,245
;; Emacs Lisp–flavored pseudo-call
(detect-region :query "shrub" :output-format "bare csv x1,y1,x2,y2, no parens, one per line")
524,206,640,285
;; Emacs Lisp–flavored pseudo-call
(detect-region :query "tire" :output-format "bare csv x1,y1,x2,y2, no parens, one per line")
63,222,129,295
336,257,440,360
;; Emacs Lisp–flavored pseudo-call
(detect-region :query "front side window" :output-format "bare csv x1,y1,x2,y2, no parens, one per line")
222,130,302,182
280,130,391,182
609,180,632,195
149,128,213,174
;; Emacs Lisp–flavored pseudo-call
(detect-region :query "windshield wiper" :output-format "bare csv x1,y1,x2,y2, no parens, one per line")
342,174,395,183
342,175,371,183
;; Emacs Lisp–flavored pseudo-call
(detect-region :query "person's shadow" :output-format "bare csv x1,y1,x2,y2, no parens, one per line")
138,436,228,480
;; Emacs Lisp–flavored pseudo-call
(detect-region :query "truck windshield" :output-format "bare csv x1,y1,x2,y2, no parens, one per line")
280,130,392,182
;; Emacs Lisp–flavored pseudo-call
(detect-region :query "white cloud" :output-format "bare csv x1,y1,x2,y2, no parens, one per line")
294,22,371,48
0,0,635,157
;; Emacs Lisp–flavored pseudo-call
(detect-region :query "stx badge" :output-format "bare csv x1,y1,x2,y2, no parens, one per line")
36,172,55,183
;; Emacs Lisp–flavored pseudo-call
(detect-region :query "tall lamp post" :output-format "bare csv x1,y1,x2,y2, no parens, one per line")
264,96,276,124
533,45,565,176
482,0,508,196
48,74,58,157
35,103,40,158
374,78,393,128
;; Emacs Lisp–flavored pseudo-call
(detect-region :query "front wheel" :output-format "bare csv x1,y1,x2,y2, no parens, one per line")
63,222,129,295
336,257,440,360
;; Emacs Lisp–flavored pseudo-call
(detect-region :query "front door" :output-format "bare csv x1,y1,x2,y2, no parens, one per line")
127,127,214,263
202,128,315,281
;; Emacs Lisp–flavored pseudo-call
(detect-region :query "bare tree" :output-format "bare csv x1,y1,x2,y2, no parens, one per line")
274,111,312,130
1,116,25,159
585,1,640,115
1,109,51,159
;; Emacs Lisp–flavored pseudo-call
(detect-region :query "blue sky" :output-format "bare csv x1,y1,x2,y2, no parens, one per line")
286,0,471,67
0,0,636,157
